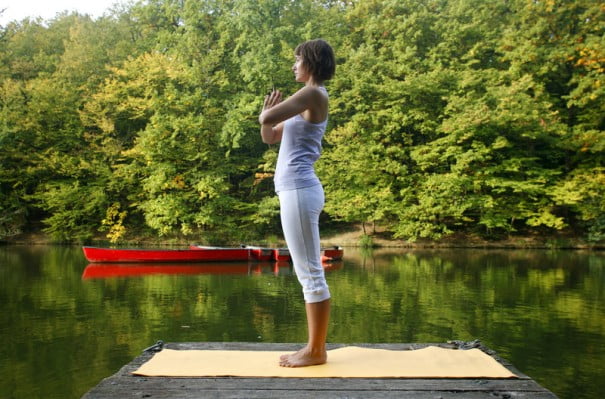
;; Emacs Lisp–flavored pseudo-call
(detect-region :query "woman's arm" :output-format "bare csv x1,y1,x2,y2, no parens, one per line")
259,86,326,144
259,90,284,144
259,86,325,126
261,121,284,144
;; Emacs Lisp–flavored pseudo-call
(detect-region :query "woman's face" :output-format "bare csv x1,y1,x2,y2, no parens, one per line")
292,55,310,83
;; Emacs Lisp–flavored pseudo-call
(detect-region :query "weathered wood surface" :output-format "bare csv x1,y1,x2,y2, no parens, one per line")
82,342,558,398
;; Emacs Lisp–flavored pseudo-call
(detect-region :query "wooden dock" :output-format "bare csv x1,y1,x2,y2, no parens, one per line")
82,342,558,398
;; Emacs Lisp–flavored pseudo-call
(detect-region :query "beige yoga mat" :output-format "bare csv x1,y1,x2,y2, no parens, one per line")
133,346,517,378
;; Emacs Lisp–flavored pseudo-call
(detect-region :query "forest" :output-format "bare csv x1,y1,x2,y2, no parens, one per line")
0,0,603,244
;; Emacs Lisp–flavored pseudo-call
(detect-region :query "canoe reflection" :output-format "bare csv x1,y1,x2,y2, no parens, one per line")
323,260,343,272
82,260,343,279
82,262,285,279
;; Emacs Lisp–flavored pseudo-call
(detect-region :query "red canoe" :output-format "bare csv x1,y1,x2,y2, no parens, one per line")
188,245,274,261
245,246,276,261
82,246,251,263
321,246,344,261
83,245,343,264
268,246,344,262
191,245,344,262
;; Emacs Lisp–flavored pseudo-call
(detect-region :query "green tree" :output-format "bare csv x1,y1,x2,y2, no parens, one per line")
498,0,604,241
1,0,603,243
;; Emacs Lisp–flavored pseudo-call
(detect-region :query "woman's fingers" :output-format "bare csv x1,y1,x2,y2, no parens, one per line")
269,90,279,103
264,90,282,109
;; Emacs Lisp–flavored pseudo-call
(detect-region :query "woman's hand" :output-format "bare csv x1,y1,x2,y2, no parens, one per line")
263,89,282,111
260,89,284,144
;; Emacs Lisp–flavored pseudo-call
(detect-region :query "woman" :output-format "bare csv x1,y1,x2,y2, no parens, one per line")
258,39,336,367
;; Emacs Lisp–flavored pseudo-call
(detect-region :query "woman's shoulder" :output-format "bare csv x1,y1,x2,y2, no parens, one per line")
296,85,328,98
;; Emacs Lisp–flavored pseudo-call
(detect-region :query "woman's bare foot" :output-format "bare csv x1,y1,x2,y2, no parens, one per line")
279,346,327,367
279,299,331,367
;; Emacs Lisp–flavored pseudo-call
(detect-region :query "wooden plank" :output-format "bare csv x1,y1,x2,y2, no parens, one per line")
86,388,558,399
91,377,549,391
82,342,558,399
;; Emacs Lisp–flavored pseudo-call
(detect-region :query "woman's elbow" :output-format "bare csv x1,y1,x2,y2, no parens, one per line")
259,111,270,125
261,134,278,145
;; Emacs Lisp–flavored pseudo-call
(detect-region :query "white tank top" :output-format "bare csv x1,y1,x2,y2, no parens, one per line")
274,88,328,192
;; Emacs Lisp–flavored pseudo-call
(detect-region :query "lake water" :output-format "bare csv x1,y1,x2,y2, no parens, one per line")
0,245,603,399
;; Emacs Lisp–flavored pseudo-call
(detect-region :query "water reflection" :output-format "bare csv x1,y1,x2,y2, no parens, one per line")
333,249,604,399
0,245,602,399
82,262,278,278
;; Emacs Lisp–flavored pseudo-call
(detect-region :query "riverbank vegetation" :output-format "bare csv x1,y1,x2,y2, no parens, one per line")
1,0,603,246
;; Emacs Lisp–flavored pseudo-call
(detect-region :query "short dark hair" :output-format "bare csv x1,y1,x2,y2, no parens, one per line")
295,39,335,82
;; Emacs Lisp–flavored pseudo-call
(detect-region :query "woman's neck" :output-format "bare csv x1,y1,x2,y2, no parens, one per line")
305,77,323,87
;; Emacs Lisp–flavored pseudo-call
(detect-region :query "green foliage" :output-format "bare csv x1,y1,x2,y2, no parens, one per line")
359,234,374,248
320,0,603,241
33,182,107,242
0,0,603,243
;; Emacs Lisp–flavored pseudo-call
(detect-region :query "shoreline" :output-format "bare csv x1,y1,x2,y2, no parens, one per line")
2,229,603,250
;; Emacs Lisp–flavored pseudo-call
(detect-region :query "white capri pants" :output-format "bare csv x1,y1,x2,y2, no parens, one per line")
278,184,331,303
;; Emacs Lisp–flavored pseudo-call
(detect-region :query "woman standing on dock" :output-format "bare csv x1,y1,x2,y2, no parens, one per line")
258,39,336,367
